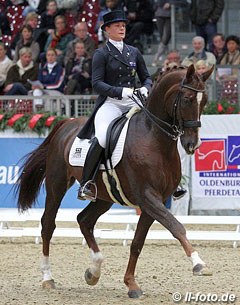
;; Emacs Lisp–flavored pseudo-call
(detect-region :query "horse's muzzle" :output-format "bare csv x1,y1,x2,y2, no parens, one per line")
181,136,201,155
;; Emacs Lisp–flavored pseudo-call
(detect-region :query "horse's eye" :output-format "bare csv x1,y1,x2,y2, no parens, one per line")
183,97,191,105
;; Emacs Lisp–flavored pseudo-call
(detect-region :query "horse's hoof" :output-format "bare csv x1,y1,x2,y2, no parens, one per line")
128,289,143,298
42,279,56,289
193,264,212,276
84,268,100,286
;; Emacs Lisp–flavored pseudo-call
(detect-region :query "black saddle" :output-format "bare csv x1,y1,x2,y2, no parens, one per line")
105,111,129,161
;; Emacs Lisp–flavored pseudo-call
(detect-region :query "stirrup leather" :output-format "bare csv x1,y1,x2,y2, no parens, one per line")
79,180,97,201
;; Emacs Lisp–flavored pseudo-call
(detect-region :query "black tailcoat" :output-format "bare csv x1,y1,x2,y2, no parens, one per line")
78,41,152,139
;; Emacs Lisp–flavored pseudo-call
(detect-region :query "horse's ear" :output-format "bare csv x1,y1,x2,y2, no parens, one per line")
185,64,195,82
201,65,215,82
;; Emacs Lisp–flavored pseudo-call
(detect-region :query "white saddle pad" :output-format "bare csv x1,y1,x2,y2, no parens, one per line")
69,119,130,170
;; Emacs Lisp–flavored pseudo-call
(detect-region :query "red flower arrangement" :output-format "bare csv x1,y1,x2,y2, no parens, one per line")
203,99,239,114
0,112,67,135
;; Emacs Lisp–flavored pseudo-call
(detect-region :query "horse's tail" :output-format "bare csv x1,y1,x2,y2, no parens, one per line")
16,119,69,211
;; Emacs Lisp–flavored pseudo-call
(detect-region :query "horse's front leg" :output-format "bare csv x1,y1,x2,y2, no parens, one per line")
142,189,212,276
124,211,154,298
77,200,113,286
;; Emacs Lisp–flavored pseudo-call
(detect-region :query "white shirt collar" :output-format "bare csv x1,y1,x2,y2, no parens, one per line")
109,39,123,53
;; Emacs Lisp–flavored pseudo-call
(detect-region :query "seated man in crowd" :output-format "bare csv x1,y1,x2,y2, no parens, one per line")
151,49,182,81
64,22,96,66
4,47,38,95
182,36,216,67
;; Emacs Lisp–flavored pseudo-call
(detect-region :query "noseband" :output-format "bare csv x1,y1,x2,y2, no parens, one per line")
131,76,206,141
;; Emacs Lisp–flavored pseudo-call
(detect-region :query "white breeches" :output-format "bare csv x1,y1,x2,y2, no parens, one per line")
94,97,140,148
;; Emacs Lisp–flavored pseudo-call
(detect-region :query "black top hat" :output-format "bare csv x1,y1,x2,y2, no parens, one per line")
101,10,128,31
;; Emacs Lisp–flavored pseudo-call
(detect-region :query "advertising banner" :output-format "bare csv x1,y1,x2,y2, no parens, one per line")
0,133,86,208
191,115,240,210
0,130,126,210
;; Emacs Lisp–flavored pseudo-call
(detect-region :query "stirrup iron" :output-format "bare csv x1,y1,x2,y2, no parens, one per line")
79,180,97,202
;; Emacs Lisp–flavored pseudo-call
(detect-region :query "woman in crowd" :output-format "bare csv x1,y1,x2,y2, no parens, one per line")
195,60,211,75
44,15,74,64
0,42,13,93
4,47,38,95
31,48,65,108
13,24,40,63
209,33,227,64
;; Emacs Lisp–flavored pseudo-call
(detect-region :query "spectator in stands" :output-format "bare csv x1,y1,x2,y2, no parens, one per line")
123,1,144,48
151,49,182,81
31,48,65,108
11,12,48,53
39,0,63,34
135,0,154,53
64,22,96,66
23,0,56,16
209,33,227,64
182,36,216,67
0,7,11,35
194,59,211,75
190,0,224,49
163,49,182,70
22,0,39,16
152,0,171,67
219,35,240,80
13,24,40,63
65,41,92,94
95,0,121,45
44,15,74,64
0,42,13,93
97,0,146,51
4,47,38,95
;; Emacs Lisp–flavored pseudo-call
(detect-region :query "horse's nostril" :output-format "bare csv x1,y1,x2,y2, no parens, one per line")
188,143,194,152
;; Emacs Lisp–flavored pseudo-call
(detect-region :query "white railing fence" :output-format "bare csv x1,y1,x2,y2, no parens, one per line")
1,208,239,248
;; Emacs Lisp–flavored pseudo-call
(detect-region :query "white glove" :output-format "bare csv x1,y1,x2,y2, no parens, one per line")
122,87,134,99
139,86,149,99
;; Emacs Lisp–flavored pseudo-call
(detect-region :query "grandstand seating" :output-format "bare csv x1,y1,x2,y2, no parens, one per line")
5,4,26,44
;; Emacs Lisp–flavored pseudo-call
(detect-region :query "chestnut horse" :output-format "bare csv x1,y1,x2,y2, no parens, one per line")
15,64,213,298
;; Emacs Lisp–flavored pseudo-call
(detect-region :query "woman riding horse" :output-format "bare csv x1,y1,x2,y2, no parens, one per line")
78,10,185,201
15,62,214,298
77,10,152,201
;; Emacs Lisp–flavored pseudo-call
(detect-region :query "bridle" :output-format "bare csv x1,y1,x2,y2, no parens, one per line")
131,76,206,141
172,77,206,133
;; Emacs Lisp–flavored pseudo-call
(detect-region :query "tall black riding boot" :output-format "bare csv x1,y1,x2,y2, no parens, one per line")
78,137,104,201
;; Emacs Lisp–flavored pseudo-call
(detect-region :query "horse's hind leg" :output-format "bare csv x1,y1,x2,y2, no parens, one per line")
77,199,113,286
41,170,74,289
124,211,154,298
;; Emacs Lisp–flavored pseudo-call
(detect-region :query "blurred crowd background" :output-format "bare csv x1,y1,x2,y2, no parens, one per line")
0,0,239,117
